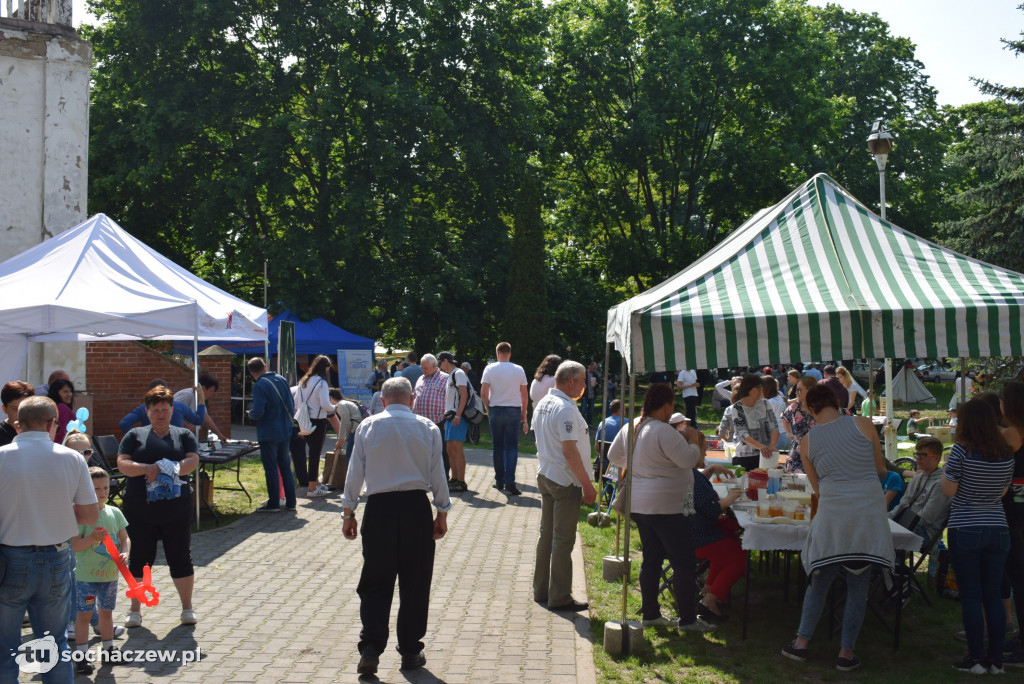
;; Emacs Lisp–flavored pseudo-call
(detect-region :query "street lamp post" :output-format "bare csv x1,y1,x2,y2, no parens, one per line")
868,119,896,462
867,119,894,221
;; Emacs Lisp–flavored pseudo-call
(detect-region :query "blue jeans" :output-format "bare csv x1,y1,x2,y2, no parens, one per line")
580,396,595,425
259,440,297,508
797,564,872,651
489,407,521,487
950,526,1011,662
0,544,74,684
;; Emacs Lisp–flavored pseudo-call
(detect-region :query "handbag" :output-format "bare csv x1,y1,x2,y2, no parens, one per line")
294,378,322,436
610,418,649,515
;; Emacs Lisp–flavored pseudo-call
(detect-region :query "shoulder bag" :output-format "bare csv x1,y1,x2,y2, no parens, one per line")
610,418,649,515
264,375,301,433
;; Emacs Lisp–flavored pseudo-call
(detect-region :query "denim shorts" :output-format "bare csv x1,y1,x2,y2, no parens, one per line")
75,580,118,612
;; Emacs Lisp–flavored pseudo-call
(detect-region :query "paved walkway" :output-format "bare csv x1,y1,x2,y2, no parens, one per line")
23,444,597,683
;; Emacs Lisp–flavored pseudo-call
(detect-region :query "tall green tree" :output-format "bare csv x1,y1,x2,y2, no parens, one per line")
939,20,1024,273
503,173,554,369
84,0,548,353
544,0,948,295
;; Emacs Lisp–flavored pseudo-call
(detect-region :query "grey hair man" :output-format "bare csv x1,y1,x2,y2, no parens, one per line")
0,397,99,682
413,353,451,479
531,360,597,612
342,377,451,676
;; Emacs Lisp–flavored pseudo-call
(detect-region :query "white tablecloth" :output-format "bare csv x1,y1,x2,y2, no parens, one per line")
735,510,922,553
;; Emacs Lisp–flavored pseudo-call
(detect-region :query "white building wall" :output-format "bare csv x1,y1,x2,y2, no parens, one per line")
0,17,91,388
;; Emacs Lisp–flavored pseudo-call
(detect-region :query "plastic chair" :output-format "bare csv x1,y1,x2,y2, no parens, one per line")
94,435,128,503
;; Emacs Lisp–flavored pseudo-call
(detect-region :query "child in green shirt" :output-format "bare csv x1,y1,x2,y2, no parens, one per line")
71,467,130,674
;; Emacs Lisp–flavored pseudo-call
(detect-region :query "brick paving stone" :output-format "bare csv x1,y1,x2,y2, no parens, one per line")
16,444,596,683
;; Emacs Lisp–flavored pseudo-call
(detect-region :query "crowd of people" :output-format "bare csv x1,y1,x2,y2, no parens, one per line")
2,350,1022,678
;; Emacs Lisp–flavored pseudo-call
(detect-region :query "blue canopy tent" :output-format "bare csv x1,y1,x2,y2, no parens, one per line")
172,310,374,356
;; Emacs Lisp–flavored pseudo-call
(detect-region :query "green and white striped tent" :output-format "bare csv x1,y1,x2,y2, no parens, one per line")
607,173,1024,372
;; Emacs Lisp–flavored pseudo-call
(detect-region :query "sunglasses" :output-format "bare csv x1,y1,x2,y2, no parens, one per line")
913,451,937,459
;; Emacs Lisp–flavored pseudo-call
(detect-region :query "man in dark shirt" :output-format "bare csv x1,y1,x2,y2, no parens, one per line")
0,381,34,447
820,365,849,408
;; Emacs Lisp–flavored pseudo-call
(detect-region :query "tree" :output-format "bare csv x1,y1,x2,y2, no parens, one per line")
503,173,554,369
544,0,949,295
939,20,1024,274
84,0,549,353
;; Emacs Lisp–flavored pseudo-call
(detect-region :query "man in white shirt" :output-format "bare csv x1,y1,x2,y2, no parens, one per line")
676,368,700,426
0,396,99,683
532,361,597,612
173,373,227,442
480,342,529,495
437,352,469,492
342,378,451,676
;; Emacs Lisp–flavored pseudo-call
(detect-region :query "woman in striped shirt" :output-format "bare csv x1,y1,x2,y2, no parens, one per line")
943,398,1015,675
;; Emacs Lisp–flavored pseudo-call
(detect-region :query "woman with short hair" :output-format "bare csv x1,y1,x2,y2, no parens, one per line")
117,386,200,628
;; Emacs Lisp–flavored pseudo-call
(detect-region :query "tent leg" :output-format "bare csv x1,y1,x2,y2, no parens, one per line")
884,359,895,462
619,369,637,654
194,335,201,532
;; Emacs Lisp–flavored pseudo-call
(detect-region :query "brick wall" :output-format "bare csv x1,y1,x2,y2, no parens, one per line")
86,342,232,440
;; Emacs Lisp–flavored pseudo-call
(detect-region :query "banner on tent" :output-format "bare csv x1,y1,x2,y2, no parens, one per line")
278,322,296,384
338,349,372,403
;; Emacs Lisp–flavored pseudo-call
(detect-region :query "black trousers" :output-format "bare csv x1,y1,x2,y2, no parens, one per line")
357,490,435,658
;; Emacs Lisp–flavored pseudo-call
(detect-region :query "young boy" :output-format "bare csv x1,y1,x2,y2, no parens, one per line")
906,409,931,438
72,467,130,674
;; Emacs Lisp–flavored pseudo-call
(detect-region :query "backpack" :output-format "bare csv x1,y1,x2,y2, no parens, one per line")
356,402,371,421
451,371,484,425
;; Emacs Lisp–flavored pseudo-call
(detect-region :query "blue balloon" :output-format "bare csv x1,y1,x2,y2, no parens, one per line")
76,407,90,422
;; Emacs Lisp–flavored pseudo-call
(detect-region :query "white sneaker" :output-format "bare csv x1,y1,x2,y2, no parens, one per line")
180,609,197,625
279,498,287,507
307,485,327,498
678,617,715,633
124,611,142,628
641,616,676,628
92,624,126,637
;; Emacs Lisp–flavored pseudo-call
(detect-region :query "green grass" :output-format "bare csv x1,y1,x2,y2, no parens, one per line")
579,507,972,683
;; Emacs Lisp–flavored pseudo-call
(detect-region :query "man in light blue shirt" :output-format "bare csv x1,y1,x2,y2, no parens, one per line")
342,377,450,676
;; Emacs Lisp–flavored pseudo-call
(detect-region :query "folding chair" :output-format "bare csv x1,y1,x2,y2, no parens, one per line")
93,435,128,503
658,558,711,608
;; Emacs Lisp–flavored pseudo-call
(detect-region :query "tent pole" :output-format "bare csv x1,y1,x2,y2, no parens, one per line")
619,365,637,655
263,261,270,361
194,334,201,532
959,357,968,408
884,359,895,462
594,342,612,517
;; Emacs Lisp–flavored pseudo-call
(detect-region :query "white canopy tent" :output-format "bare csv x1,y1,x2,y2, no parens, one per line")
0,213,269,381
881,366,936,405
0,213,269,529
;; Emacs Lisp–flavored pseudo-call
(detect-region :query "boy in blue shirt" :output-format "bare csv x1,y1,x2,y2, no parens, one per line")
72,468,130,674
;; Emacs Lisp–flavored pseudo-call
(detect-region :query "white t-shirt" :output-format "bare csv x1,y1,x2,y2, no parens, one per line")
445,368,470,414
950,376,973,409
0,432,97,545
173,387,199,411
480,361,528,407
677,369,698,398
533,388,590,487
